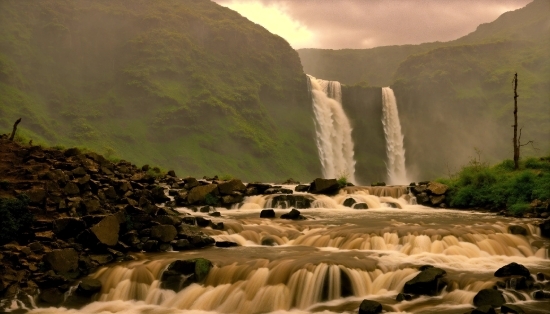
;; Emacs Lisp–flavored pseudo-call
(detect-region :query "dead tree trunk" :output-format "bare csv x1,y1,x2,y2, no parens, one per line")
9,118,21,141
513,73,519,170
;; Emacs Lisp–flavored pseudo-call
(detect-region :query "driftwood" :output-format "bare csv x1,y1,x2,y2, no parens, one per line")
9,118,21,141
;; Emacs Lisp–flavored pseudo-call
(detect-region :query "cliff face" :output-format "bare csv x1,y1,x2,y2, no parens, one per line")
341,86,386,184
0,0,320,182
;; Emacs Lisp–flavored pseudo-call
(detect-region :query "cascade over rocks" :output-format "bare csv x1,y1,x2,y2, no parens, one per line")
403,266,447,296
270,194,314,209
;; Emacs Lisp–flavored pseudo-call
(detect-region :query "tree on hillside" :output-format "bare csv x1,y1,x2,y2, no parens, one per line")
512,73,533,170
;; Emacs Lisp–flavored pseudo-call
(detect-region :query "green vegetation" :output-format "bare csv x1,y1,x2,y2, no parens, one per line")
0,194,33,244
337,171,349,188
438,155,550,214
0,0,320,182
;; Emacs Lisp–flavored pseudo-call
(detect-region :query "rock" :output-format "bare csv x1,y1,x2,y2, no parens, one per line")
151,186,170,203
403,266,447,296
44,248,79,272
172,239,191,250
395,293,412,302
28,242,44,252
187,184,219,205
76,278,102,296
216,241,239,248
246,183,272,194
500,304,525,314
343,198,356,207
27,188,46,205
358,299,382,314
161,258,212,292
308,178,340,194
71,167,88,177
508,276,530,290
153,215,182,226
196,217,211,227
430,195,445,206
89,254,113,265
494,262,530,278
280,208,305,220
39,287,65,305
221,194,244,205
353,203,368,209
540,219,550,238
295,184,309,192
536,272,545,281
533,290,550,299
150,225,177,243
64,148,81,157
471,305,496,314
473,289,506,308
142,240,159,252
260,209,276,218
64,182,80,195
427,182,448,195
82,198,101,214
264,187,294,194
53,217,87,239
209,212,221,217
217,179,246,195
90,215,120,246
508,225,527,235
270,194,314,209
167,170,176,177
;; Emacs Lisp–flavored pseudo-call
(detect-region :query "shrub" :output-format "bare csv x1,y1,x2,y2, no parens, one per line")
337,171,349,188
0,195,33,244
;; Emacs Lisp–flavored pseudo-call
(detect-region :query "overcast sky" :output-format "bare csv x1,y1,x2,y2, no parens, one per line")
212,0,533,49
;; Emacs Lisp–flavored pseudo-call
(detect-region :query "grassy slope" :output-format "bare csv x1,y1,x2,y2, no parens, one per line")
0,0,320,182
297,0,550,180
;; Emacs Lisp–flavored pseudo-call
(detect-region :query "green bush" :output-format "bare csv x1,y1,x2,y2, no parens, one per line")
0,195,33,244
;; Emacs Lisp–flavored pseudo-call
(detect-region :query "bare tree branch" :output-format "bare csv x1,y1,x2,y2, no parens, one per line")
9,118,21,141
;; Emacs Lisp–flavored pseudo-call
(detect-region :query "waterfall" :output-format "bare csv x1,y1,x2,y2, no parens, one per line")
381,87,409,185
308,75,356,183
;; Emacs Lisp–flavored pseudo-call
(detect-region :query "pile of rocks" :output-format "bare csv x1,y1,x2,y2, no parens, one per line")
409,181,448,207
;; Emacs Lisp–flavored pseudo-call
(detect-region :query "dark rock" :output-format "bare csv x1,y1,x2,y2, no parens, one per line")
150,225,177,243
271,194,314,209
308,178,340,194
536,272,545,281
540,219,550,238
494,262,530,278
221,194,244,205
172,239,191,250
64,148,81,157
53,218,87,239
264,187,294,194
246,183,272,194
358,299,382,314
217,179,246,195
261,236,277,246
508,276,531,290
27,188,46,205
473,289,506,308
295,184,309,192
72,167,88,177
182,216,196,225
216,241,239,248
153,215,182,226
199,205,213,213
343,198,356,207
143,240,159,252
353,203,369,209
396,293,412,302
89,254,113,265
430,195,445,206
280,208,305,220
64,182,80,195
187,184,219,205
260,209,276,218
500,304,525,314
167,170,176,177
508,225,527,235
426,182,448,195
208,212,221,217
533,290,550,299
210,222,224,230
196,217,211,227
44,248,79,272
39,287,65,305
161,258,212,292
90,215,120,246
76,278,102,296
403,266,446,296
151,186,170,203
471,305,496,314
82,198,101,214
28,242,44,253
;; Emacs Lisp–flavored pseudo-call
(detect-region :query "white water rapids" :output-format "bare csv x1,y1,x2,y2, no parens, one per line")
382,87,409,185
24,188,550,314
308,75,356,184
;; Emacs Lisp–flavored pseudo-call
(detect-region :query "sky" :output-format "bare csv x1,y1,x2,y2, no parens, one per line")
212,0,533,49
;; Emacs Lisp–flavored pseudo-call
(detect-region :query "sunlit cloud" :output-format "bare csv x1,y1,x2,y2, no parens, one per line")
215,1,317,49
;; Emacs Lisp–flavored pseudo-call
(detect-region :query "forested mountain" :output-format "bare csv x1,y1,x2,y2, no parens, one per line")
0,0,320,181
299,0,550,179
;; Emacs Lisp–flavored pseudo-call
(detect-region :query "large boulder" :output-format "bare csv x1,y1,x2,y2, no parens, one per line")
358,299,382,314
217,179,246,195
494,262,530,278
150,225,177,242
187,184,219,204
260,209,276,218
308,178,340,194
403,266,447,296
161,258,212,292
426,182,448,195
343,198,356,207
540,219,550,238
90,215,120,246
473,289,506,308
44,248,79,272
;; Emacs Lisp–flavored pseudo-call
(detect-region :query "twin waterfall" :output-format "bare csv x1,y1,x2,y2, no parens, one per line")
308,74,409,185
381,87,409,185
308,75,356,184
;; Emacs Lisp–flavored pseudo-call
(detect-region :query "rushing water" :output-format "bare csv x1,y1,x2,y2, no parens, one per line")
308,75,356,183
382,87,409,185
26,188,550,314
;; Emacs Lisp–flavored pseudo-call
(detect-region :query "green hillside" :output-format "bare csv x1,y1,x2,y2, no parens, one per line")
298,0,550,179
0,0,320,182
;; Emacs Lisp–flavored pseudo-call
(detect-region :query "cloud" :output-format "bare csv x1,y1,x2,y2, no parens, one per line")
213,0,532,49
